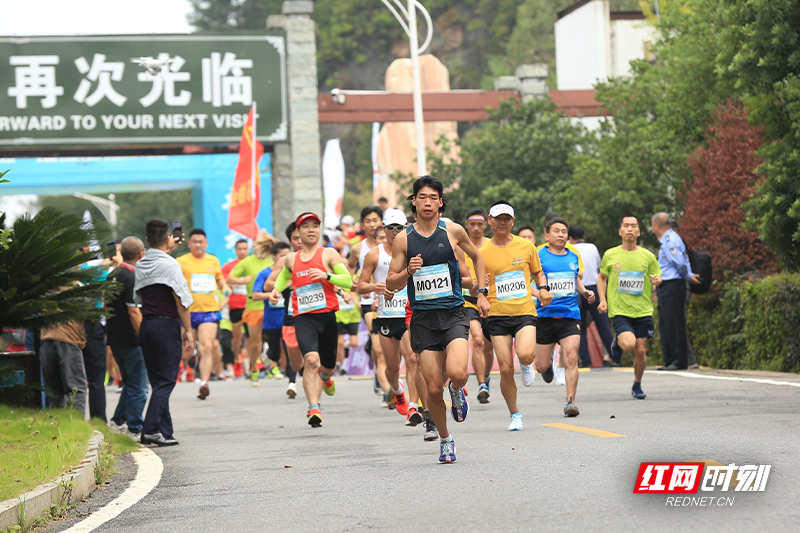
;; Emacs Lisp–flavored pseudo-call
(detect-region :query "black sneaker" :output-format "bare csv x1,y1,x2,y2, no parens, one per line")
423,418,438,442
542,365,554,383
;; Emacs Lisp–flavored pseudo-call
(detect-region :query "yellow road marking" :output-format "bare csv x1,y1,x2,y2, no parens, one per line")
542,423,625,438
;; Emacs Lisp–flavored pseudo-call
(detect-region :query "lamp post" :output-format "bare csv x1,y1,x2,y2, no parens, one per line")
73,192,120,240
380,0,433,178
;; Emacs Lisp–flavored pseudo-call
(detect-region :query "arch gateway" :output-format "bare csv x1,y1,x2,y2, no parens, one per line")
0,0,322,259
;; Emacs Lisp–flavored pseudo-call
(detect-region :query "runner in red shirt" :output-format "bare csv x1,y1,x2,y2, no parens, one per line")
220,239,249,378
270,213,354,427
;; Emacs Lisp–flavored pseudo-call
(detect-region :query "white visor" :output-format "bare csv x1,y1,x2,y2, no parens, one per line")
489,204,515,218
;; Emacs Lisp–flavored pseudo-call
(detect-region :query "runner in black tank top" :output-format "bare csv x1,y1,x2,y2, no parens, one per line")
386,176,491,464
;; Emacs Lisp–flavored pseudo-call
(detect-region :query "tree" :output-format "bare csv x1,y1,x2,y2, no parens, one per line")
558,0,730,253
680,101,778,280
415,97,585,227
0,207,118,332
716,0,800,270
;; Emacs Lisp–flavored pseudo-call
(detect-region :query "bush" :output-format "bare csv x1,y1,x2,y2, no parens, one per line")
688,274,800,372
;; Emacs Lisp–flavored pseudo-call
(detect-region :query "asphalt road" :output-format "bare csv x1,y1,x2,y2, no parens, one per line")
43,367,800,533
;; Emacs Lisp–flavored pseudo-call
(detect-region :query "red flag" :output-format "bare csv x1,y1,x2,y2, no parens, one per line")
228,105,264,239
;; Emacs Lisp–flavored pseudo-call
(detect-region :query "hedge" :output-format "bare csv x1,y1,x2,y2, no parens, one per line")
688,273,800,373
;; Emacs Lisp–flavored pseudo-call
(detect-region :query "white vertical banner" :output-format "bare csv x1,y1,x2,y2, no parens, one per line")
322,138,346,230
371,122,380,192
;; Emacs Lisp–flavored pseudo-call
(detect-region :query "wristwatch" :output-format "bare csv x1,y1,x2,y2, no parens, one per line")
326,272,332,280
542,285,551,292
477,287,489,297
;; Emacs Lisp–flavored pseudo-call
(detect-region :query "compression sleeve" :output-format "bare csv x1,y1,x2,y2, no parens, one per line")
273,266,293,293
329,262,354,290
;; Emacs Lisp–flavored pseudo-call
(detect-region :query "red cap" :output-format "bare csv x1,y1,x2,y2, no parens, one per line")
296,212,321,226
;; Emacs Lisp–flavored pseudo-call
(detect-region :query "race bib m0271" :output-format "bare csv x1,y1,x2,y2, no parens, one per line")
547,272,576,298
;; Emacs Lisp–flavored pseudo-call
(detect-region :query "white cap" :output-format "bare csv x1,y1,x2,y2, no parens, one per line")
489,203,515,218
340,215,355,225
383,208,407,226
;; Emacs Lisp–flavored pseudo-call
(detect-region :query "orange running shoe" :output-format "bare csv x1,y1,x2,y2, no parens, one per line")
393,384,409,415
307,407,322,427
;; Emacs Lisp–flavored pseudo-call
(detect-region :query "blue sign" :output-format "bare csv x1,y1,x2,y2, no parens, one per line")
0,153,272,261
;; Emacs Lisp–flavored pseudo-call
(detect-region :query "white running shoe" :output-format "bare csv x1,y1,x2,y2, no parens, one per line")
555,366,566,386
508,413,523,431
286,382,297,398
521,364,535,387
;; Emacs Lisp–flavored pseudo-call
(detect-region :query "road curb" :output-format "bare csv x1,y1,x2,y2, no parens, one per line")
0,430,104,531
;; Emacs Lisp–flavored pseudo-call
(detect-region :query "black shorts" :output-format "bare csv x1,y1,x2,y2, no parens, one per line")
294,312,338,369
229,308,244,324
612,315,655,339
536,318,581,345
337,322,359,336
485,315,537,338
410,307,469,354
375,318,407,341
466,307,491,341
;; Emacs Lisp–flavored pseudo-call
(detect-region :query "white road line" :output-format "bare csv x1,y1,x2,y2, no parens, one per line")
62,447,163,533
650,371,800,388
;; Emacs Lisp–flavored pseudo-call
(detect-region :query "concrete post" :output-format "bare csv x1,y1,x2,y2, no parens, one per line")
267,0,322,235
516,64,549,102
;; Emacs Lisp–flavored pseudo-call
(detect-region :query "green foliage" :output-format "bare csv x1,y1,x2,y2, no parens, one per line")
559,0,730,253
688,274,800,372
416,97,585,227
716,0,800,270
0,168,9,184
0,207,120,332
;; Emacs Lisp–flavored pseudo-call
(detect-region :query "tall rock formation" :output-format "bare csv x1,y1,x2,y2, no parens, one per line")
375,54,459,208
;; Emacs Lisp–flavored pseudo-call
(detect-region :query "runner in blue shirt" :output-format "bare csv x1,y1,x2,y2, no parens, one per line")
252,242,292,379
534,216,595,418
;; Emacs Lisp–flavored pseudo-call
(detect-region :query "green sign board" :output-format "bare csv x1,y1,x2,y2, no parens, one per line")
0,34,286,148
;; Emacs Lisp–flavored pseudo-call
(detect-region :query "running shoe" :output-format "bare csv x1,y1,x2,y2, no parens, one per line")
286,382,297,399
270,366,284,379
555,366,566,386
424,418,439,441
393,388,409,416
319,369,336,396
439,438,456,464
477,383,490,404
632,382,647,400
564,402,580,417
385,388,396,410
448,383,469,423
521,364,535,387
406,407,424,426
250,370,260,387
307,407,322,427
198,383,210,400
542,365,555,384
508,412,523,431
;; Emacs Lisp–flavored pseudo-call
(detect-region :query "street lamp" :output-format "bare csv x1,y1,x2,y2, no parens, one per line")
380,0,433,178
73,192,120,240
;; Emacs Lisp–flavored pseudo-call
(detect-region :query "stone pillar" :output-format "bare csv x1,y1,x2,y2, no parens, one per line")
267,0,322,235
516,64,549,102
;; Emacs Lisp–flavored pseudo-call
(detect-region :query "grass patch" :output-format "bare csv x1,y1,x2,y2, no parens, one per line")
88,420,141,485
0,406,92,502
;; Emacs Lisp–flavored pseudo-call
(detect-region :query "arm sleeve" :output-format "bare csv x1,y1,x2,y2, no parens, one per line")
329,262,353,290
273,267,293,292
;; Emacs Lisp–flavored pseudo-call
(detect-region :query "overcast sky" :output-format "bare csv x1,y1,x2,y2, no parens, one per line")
0,0,194,36
0,0,195,220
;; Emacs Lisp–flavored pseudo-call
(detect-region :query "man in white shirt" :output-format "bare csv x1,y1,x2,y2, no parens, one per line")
569,226,616,367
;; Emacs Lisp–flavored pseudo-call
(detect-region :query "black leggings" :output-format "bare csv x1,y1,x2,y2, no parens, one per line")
261,328,282,363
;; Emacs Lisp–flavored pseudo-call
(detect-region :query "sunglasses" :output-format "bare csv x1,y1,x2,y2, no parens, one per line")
385,224,405,232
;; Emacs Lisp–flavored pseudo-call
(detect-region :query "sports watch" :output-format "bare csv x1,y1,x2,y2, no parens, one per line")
477,287,489,297
541,285,551,292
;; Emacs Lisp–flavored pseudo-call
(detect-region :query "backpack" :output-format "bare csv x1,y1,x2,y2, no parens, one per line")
687,248,712,295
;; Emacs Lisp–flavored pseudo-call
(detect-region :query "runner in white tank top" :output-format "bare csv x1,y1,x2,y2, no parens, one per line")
358,209,423,426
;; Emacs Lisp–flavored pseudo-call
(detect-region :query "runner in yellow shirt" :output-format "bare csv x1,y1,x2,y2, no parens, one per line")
481,202,552,431
177,229,230,401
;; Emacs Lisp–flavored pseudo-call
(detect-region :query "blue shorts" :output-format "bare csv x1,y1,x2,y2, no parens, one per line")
191,311,221,330
612,315,655,339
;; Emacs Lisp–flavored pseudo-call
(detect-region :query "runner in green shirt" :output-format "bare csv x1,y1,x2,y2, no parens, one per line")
227,231,277,385
597,216,662,400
